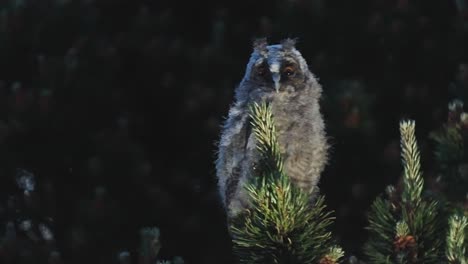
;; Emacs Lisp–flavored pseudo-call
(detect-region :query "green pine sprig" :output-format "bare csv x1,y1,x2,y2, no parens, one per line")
229,102,338,264
446,214,468,264
249,102,284,175
400,120,424,206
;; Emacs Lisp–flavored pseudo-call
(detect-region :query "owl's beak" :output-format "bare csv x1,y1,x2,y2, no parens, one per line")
272,74,281,93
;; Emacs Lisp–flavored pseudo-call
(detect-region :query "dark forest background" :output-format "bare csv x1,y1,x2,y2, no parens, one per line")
0,0,467,263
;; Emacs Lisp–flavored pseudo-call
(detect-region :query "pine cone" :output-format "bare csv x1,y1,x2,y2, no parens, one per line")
394,235,416,251
393,235,418,261
319,256,337,264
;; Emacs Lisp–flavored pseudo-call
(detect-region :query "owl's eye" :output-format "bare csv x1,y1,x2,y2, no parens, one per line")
283,65,296,76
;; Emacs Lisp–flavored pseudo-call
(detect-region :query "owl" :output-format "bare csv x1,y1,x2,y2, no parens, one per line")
216,38,328,218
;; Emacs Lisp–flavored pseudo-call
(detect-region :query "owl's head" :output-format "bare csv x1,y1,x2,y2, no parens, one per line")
242,38,312,94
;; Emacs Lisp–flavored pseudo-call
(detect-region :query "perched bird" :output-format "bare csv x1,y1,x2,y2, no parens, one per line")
216,38,329,218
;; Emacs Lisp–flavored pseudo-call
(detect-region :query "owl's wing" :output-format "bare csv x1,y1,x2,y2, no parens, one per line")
215,105,253,208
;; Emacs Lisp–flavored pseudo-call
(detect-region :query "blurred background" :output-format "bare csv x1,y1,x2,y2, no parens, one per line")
0,0,467,263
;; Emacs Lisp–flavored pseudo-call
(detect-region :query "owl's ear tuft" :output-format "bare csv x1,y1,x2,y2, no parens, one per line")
281,38,298,51
253,37,268,55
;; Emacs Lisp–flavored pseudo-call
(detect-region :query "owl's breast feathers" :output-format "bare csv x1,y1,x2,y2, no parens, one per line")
269,89,328,195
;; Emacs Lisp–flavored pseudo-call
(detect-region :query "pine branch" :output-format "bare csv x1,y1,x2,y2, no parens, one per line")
430,126,464,171
429,99,468,203
446,214,468,264
229,102,338,264
364,120,445,263
364,196,397,263
249,102,284,174
399,120,424,206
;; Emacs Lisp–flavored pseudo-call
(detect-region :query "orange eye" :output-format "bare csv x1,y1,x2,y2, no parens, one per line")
283,65,295,76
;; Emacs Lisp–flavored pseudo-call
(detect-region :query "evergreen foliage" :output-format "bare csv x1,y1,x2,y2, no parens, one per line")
429,99,468,204
364,120,445,263
446,214,468,264
229,102,342,264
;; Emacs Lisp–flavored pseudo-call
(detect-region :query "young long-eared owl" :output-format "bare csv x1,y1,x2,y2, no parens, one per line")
216,38,328,218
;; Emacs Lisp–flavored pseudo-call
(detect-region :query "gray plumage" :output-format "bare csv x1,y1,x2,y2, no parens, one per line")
216,38,328,218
